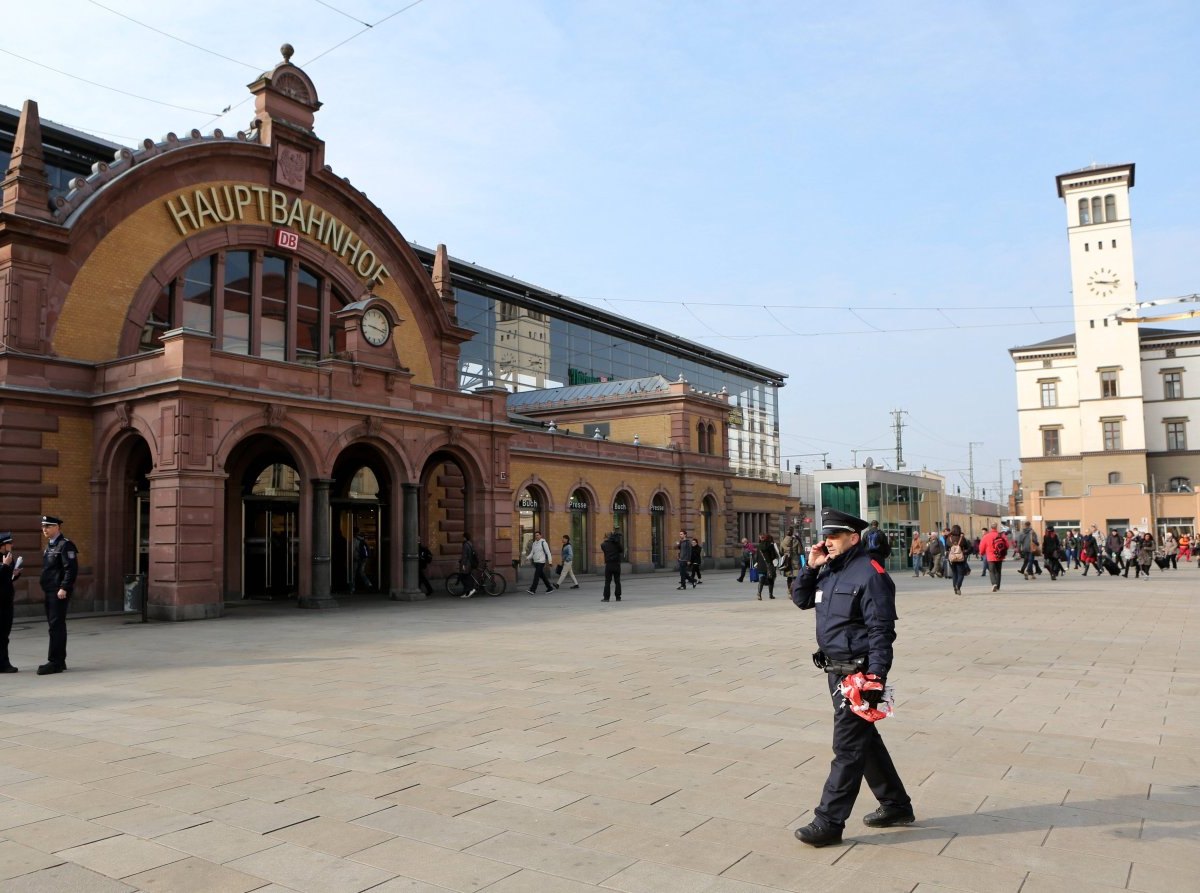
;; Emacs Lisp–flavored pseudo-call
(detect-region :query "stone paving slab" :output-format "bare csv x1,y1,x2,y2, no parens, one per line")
0,566,1197,891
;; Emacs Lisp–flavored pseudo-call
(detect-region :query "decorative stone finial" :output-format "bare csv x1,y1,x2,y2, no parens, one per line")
281,43,295,63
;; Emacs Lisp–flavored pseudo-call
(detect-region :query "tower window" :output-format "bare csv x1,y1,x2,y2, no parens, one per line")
1108,472,1121,485
1040,381,1058,407
1164,372,1183,400
1100,370,1118,398
1078,198,1090,226
1084,243,1090,251
1091,196,1102,224
1104,194,1116,222
1111,240,1116,248
1042,428,1060,457
1045,481,1063,497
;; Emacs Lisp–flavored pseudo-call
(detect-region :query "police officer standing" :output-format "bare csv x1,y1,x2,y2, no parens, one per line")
790,508,913,847
601,531,622,602
38,515,77,675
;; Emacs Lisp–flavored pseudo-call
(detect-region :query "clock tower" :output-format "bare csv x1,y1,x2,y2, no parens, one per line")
1056,163,1148,480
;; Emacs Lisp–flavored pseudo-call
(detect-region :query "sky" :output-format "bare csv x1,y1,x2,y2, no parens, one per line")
4,0,1200,499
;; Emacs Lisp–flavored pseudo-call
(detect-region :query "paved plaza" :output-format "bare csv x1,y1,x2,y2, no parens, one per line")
0,563,1197,892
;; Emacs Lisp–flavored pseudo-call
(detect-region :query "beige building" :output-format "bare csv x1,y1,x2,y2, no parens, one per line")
1011,163,1200,538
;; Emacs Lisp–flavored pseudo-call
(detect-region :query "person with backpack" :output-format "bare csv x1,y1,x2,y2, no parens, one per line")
946,525,970,595
864,521,891,563
351,529,373,593
977,523,1009,592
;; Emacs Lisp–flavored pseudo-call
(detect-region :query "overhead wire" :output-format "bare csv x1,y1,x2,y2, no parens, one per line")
0,46,220,116
85,0,266,71
311,0,374,27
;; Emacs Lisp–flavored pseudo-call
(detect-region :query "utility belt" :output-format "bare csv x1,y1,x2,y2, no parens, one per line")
812,651,867,675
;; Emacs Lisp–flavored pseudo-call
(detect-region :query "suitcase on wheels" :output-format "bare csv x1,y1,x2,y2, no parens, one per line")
1103,557,1120,576
1155,556,1170,570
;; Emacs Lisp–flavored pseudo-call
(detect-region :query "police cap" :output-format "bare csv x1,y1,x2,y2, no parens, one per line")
41,515,63,526
819,508,869,536
0,532,11,545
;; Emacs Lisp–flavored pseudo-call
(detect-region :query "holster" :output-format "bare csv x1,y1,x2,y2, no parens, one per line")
818,655,867,675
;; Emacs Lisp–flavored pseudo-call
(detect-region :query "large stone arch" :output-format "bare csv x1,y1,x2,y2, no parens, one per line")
91,425,156,613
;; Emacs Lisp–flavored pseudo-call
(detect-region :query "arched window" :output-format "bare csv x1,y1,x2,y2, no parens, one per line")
1078,198,1090,226
1104,194,1116,222
697,422,708,454
1044,481,1063,497
1091,196,1102,225
139,249,350,362
1168,476,1192,493
1108,471,1121,485
707,423,718,456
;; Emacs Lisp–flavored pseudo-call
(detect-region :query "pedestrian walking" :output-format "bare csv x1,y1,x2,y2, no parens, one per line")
1,533,20,674
1043,526,1064,580
753,533,778,600
556,534,580,589
1017,521,1039,580
458,532,481,598
977,523,1008,591
689,537,704,585
1136,532,1155,578
736,538,754,582
1178,531,1191,562
38,515,77,675
1063,530,1079,569
1163,531,1179,569
908,532,923,577
676,531,694,590
1080,529,1100,575
791,508,913,848
351,528,373,593
945,525,970,595
780,526,799,592
925,533,944,578
417,539,434,596
601,531,622,602
525,531,557,593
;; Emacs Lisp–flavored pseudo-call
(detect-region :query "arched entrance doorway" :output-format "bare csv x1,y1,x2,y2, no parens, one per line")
331,446,392,595
516,486,547,562
650,493,668,568
226,435,303,600
569,488,590,573
612,490,632,561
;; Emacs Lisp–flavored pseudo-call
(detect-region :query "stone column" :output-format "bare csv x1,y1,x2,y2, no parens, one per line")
300,478,338,609
393,482,424,600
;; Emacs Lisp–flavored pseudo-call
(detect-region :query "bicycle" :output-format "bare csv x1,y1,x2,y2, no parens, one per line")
444,559,507,597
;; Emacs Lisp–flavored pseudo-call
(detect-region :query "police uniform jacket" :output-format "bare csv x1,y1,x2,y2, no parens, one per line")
791,541,898,678
601,537,622,565
41,535,79,595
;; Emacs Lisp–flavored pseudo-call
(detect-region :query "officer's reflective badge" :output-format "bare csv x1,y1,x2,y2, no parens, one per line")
815,589,823,603
67,552,76,560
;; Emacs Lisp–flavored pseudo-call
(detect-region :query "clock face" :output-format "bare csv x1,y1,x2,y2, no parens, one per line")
1087,267,1120,298
360,306,390,347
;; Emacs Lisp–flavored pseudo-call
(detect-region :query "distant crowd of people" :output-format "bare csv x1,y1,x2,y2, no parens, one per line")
907,521,1191,593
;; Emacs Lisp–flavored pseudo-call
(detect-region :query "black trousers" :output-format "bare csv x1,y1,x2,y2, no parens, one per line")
44,591,68,667
988,560,1003,589
814,672,910,830
530,562,553,592
1,593,13,668
677,559,690,586
603,563,621,599
418,568,433,596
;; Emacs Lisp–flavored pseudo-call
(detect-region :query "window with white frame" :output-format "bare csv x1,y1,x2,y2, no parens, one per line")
1164,371,1183,400
1100,369,1118,398
1040,380,1058,407
1042,428,1060,457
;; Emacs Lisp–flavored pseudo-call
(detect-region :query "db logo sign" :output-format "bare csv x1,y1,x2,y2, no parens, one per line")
274,228,299,250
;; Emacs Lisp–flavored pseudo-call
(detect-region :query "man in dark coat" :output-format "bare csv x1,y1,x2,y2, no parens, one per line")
39,515,78,675
790,508,913,847
676,530,694,590
601,532,622,602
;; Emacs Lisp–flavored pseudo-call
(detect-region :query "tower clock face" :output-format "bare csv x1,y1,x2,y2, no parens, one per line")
1087,268,1120,298
360,306,390,347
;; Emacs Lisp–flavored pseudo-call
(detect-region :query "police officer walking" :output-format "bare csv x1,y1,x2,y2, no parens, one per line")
790,508,913,847
38,515,78,675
